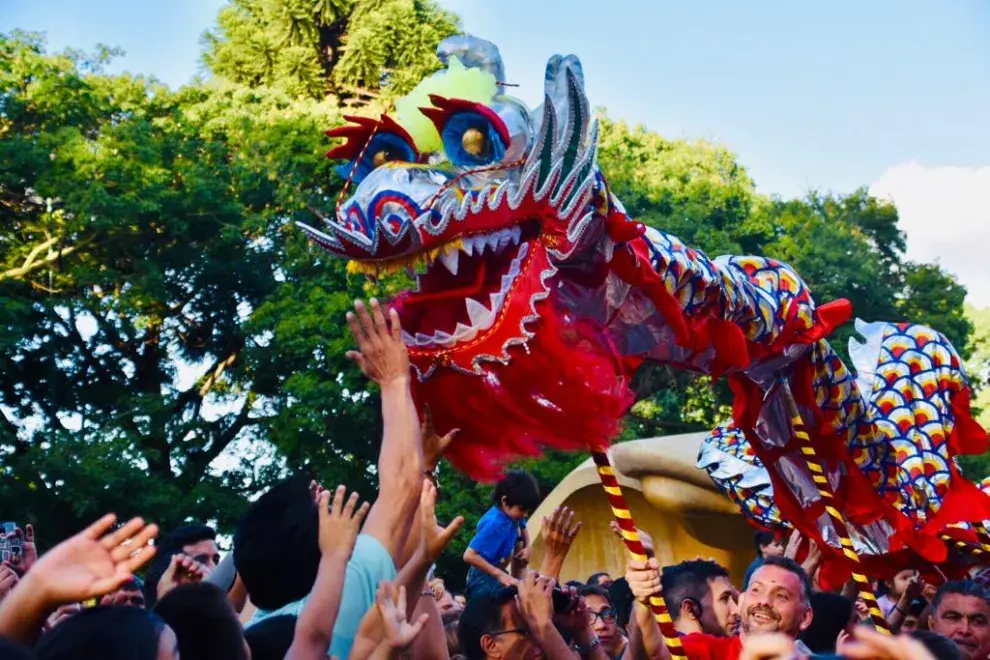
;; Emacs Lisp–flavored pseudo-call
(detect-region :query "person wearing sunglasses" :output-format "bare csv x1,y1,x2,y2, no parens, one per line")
578,586,627,659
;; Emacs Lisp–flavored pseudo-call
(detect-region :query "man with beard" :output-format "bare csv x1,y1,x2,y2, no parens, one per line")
660,560,740,639
627,554,813,659
928,581,990,660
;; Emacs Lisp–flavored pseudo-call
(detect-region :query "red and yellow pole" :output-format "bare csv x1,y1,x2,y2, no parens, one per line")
591,447,687,658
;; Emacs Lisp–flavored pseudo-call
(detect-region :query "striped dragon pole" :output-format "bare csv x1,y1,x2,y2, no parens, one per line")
941,534,987,561
591,447,687,658
776,376,891,634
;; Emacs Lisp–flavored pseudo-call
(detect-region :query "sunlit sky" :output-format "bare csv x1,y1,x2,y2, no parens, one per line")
3,0,988,305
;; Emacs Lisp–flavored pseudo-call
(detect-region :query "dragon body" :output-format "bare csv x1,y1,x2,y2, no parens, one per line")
302,36,990,582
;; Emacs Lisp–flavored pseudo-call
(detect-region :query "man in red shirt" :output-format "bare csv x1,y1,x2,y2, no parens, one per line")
627,555,814,660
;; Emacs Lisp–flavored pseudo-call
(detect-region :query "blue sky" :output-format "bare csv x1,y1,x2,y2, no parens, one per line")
3,0,988,303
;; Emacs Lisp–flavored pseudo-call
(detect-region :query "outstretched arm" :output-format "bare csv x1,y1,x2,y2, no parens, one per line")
346,298,423,563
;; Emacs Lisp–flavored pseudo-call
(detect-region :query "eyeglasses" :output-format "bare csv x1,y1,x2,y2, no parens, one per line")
489,628,531,639
588,608,617,624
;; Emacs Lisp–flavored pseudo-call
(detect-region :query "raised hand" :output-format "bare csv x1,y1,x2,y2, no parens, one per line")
420,406,458,472
345,299,409,385
157,552,209,600
0,564,19,602
26,514,158,604
783,529,802,560
517,570,556,630
419,480,464,563
318,485,370,559
545,507,582,551
609,520,654,558
377,581,429,651
625,557,661,604
6,525,38,576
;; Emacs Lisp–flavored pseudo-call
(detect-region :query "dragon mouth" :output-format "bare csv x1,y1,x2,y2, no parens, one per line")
398,220,541,349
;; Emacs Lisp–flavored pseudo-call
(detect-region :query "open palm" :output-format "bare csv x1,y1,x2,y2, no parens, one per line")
31,514,158,604
377,581,428,650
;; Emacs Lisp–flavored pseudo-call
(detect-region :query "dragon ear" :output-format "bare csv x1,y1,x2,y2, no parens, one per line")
437,35,506,88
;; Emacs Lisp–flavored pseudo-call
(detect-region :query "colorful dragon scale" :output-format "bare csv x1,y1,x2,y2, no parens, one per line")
700,320,990,574
303,36,990,579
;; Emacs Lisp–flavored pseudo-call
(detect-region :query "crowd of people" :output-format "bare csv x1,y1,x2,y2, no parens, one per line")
2,298,990,660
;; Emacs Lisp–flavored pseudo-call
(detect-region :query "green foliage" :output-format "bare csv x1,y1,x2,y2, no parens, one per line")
203,0,460,101
959,304,990,480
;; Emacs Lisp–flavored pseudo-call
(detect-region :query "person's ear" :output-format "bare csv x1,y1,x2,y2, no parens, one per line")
799,604,814,632
500,495,509,509
481,633,501,658
681,598,700,622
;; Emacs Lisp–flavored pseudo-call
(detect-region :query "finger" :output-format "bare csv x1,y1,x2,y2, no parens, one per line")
342,491,359,519
354,501,371,525
101,516,145,549
409,612,430,636
110,523,158,561
439,429,459,451
318,491,332,522
354,300,377,344
569,520,583,538
388,307,403,343
84,513,118,540
441,516,465,543
397,584,408,614
25,524,34,543
331,485,347,517
345,311,366,346
344,351,367,373
121,545,157,575
369,298,387,335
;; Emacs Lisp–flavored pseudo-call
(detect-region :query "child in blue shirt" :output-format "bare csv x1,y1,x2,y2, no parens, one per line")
463,470,541,599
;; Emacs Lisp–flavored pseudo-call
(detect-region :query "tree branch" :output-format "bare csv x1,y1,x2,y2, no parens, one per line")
0,236,93,282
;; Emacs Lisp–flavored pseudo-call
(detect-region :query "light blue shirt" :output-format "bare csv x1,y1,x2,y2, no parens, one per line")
246,534,396,658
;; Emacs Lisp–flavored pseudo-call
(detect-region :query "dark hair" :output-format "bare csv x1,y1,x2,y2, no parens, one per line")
566,579,585,589
908,629,964,660
0,637,36,660
931,580,990,613
661,559,731,621
143,523,217,608
491,471,540,512
458,587,517,660
154,582,247,660
234,477,321,610
587,572,611,587
578,584,613,607
244,615,297,660
753,555,812,603
753,531,776,555
799,592,853,653
35,606,168,660
609,577,634,630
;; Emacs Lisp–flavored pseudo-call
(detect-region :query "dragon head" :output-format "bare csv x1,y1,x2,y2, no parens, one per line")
302,37,633,477
301,35,610,377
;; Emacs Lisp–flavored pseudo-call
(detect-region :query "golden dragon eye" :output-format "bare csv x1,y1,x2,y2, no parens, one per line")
372,149,390,168
461,127,487,157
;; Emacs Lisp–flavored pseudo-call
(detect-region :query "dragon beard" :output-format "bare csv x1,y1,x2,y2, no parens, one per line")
407,285,634,480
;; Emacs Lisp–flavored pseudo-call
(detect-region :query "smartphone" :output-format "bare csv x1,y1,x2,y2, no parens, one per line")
2,523,20,551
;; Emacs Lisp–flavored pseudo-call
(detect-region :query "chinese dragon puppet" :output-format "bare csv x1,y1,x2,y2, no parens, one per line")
301,36,990,649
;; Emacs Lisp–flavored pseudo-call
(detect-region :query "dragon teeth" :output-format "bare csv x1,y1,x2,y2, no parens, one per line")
438,248,460,275
486,233,500,252
465,298,493,327
460,240,474,257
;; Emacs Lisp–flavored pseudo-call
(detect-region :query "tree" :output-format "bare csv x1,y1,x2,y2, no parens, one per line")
959,304,990,479
203,0,459,101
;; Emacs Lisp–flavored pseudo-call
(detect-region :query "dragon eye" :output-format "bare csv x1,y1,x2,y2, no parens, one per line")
441,113,505,167
344,133,417,183
326,114,419,184
420,96,511,168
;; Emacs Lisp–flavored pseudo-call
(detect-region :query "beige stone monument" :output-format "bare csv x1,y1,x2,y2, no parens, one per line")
527,433,756,586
